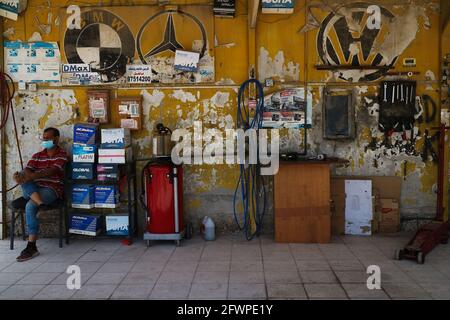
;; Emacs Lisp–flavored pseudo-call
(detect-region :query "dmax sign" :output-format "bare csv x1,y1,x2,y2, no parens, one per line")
62,64,91,73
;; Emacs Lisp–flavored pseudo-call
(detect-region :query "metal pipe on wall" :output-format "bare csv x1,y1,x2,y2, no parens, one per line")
0,16,6,239
301,0,309,156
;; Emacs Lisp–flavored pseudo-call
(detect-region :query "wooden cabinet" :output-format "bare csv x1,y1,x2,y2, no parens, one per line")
274,162,331,243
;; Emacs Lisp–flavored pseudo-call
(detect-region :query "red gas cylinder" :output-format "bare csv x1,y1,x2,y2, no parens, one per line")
144,164,183,234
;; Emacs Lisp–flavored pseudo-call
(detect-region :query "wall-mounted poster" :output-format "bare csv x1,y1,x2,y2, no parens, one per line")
61,6,214,85
4,41,61,83
174,50,200,72
262,88,312,129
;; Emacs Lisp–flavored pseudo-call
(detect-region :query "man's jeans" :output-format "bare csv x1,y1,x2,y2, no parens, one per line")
21,182,57,236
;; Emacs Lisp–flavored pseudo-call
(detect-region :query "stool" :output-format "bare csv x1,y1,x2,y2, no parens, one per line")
9,197,67,250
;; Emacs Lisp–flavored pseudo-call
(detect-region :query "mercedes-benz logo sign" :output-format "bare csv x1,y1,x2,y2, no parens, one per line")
136,9,207,65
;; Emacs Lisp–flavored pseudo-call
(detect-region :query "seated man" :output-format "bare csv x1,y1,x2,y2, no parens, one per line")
13,127,68,262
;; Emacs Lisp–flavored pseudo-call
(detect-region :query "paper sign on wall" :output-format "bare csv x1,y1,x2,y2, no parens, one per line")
174,50,200,72
62,63,101,85
4,41,61,83
126,65,153,84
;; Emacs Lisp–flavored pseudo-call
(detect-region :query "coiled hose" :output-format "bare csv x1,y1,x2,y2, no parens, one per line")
233,79,266,241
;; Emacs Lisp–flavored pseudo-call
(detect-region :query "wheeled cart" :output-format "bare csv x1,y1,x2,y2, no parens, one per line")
142,161,185,246
395,221,449,264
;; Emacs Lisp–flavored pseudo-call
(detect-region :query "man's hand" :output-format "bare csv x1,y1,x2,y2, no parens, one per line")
22,170,35,182
13,172,21,184
13,170,34,185
13,172,26,185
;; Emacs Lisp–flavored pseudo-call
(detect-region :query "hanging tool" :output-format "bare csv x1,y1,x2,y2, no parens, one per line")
421,129,439,162
415,96,424,120
421,95,438,124
401,84,404,102
383,82,388,102
406,86,409,104
392,83,395,104
403,160,408,180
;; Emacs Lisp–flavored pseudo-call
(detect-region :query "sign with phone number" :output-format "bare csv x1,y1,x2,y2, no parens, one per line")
126,65,153,84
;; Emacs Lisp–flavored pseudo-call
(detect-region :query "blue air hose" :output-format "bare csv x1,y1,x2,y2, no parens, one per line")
233,79,266,241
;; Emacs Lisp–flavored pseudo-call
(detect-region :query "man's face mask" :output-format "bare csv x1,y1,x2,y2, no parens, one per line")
41,140,55,150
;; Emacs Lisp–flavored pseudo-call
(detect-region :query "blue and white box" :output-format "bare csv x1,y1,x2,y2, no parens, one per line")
261,0,295,14
72,163,95,180
105,215,129,236
101,128,131,149
69,214,102,236
74,123,98,145
73,144,96,163
95,185,119,208
72,185,95,209
97,164,119,181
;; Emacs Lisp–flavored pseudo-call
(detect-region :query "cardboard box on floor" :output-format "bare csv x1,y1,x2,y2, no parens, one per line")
379,198,400,233
331,176,401,235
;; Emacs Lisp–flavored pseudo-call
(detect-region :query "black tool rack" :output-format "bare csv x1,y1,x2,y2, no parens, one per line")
64,160,138,243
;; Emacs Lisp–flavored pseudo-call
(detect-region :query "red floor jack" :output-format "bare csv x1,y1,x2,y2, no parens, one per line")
395,124,449,264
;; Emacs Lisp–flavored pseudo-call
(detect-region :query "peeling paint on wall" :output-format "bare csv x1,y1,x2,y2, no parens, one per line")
215,78,236,85
210,91,230,108
373,7,428,65
171,89,197,103
136,89,166,153
258,47,300,82
425,70,436,90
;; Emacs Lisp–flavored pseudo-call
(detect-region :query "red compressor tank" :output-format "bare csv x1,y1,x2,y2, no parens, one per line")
144,163,183,234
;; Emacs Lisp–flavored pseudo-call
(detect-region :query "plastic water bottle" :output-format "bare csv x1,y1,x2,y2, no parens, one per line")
202,216,215,241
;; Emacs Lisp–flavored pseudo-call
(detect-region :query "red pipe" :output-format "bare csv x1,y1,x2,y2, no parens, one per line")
436,124,449,221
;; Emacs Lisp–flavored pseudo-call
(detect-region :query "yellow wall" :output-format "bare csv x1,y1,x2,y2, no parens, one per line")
1,0,446,233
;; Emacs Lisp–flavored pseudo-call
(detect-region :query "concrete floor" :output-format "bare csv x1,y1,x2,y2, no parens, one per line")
0,233,449,300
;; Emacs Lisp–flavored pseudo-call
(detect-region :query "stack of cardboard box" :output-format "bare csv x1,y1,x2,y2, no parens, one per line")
378,199,400,233
98,128,132,164
331,176,402,235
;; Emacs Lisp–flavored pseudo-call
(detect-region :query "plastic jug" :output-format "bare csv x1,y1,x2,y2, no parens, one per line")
202,216,215,241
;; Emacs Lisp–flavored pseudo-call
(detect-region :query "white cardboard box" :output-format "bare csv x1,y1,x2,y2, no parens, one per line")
98,147,133,164
101,128,131,147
